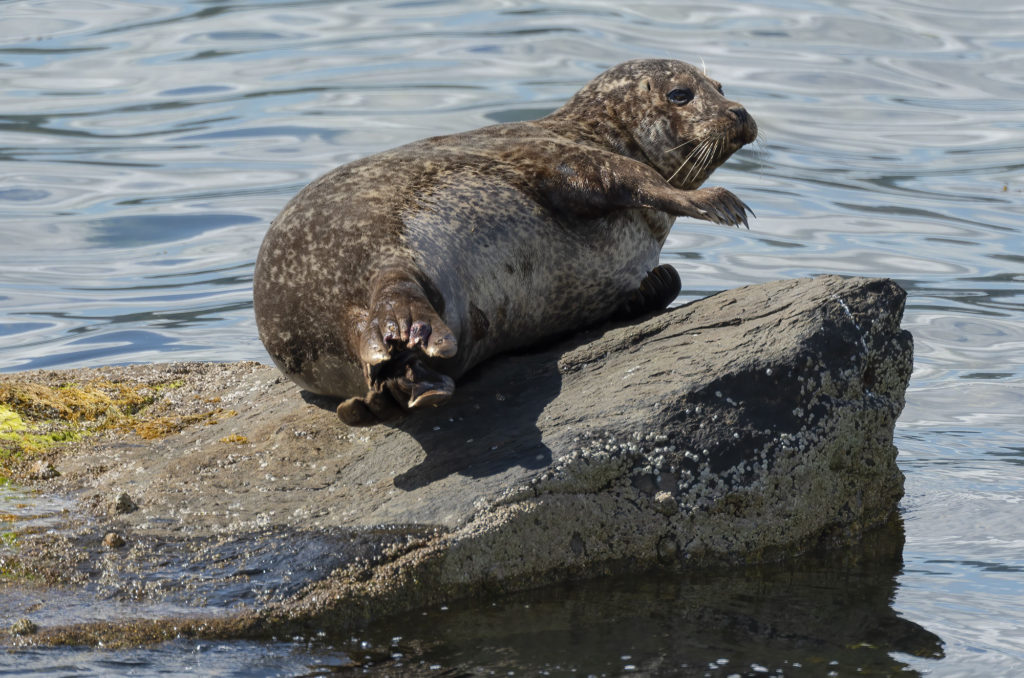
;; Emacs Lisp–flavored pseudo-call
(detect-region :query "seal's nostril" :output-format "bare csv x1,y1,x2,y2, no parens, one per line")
729,107,749,124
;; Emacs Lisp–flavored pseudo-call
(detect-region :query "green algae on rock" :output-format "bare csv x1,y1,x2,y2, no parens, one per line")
0,369,236,478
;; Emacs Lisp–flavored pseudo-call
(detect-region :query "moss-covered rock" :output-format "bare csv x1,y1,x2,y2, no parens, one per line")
0,370,234,477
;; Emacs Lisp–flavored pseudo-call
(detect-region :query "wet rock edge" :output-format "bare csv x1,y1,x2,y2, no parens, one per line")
0,275,911,646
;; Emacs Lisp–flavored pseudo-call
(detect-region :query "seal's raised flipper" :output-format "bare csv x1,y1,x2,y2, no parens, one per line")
636,184,753,229
613,264,681,320
683,186,754,229
545,152,753,229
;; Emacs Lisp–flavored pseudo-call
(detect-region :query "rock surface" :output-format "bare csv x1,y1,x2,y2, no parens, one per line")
0,275,911,644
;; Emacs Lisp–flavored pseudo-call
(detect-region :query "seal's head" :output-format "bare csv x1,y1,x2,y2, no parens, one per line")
548,59,758,190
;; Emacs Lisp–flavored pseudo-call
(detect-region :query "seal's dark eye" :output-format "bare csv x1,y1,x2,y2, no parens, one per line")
666,88,693,105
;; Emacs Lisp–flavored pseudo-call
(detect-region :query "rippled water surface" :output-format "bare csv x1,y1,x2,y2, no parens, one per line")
2,0,1023,675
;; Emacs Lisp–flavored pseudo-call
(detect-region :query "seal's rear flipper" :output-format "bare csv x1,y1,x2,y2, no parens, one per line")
337,389,405,426
338,353,454,426
358,269,458,370
337,396,375,426
612,264,681,320
386,355,455,410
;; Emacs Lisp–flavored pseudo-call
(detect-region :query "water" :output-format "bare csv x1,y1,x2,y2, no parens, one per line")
1,0,1023,674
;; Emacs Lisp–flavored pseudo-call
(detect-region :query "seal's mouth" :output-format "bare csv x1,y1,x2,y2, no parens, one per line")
664,115,757,189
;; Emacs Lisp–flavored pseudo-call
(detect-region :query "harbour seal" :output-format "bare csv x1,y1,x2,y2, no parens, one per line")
253,58,757,425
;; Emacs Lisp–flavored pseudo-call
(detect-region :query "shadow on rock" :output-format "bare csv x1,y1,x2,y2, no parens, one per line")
390,354,561,490
300,346,565,490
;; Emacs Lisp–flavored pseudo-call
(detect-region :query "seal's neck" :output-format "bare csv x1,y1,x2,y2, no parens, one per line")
536,109,653,167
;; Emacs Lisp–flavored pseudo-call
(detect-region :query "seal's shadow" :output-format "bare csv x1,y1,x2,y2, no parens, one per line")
302,345,564,490
387,350,560,490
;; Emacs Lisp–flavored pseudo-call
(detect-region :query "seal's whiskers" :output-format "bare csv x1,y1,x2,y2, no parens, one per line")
668,137,710,184
682,137,717,186
666,133,699,154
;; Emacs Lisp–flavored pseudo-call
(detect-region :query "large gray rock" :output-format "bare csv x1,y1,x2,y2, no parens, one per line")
0,275,910,643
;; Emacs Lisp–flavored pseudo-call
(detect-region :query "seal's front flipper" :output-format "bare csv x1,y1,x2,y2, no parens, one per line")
547,153,753,229
679,186,754,228
634,178,753,228
613,264,681,320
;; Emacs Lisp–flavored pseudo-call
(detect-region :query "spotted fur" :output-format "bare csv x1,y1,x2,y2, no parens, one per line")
253,59,757,423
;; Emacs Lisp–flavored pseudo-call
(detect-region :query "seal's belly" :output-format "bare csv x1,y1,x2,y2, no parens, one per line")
404,179,667,374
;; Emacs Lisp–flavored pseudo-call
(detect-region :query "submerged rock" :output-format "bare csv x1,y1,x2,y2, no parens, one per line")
0,275,911,644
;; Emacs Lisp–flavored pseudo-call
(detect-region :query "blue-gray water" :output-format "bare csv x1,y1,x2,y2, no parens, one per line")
1,0,1023,675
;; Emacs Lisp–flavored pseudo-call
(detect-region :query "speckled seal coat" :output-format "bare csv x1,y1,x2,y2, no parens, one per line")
254,59,757,425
